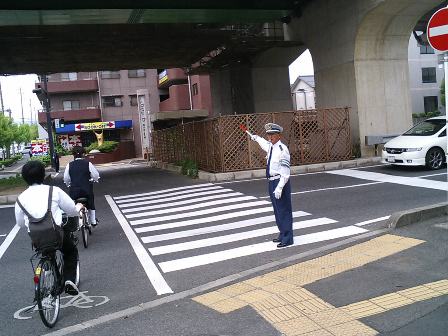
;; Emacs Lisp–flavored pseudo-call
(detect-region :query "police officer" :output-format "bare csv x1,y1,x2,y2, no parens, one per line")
250,123,293,248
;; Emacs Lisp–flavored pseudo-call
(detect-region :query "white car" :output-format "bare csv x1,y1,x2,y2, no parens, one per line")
381,116,447,170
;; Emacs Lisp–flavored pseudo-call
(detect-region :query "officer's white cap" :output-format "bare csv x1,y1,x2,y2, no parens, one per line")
264,123,283,134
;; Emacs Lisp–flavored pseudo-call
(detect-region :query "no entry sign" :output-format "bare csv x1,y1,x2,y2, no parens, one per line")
427,7,448,51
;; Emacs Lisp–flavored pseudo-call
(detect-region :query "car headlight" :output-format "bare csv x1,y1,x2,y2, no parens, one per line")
403,148,422,152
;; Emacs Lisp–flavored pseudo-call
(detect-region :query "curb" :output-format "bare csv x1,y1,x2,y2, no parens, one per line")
197,157,382,182
388,202,448,228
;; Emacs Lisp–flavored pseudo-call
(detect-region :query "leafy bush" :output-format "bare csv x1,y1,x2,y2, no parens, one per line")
180,159,198,178
30,155,51,166
55,143,71,156
0,174,26,190
0,154,22,167
86,141,119,153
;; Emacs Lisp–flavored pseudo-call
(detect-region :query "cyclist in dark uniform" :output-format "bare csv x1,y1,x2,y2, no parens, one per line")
63,146,100,226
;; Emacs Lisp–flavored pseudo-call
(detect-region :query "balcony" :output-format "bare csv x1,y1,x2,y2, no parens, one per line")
38,107,101,124
36,79,98,94
159,85,190,111
158,68,187,89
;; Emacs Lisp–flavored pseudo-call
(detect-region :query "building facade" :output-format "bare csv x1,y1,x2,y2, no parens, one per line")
290,75,316,110
408,34,445,116
37,69,212,158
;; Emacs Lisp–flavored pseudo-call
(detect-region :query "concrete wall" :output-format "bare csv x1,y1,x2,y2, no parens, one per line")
286,0,442,156
159,84,190,111
191,74,213,116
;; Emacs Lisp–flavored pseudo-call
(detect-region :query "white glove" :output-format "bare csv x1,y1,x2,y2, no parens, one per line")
250,134,258,141
274,186,283,199
75,203,84,212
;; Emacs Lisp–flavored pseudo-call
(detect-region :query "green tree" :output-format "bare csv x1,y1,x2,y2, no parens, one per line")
0,115,16,159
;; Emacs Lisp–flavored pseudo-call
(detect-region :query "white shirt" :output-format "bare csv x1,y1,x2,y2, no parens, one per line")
15,184,78,231
254,136,291,188
63,158,100,186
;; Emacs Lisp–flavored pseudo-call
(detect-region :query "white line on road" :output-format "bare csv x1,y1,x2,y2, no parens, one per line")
149,217,338,256
113,183,214,200
132,207,274,229
121,192,243,212
0,234,7,237
355,216,390,227
141,211,311,243
327,169,448,191
123,196,256,215
159,226,368,273
104,195,173,295
0,224,20,261
126,199,269,220
118,188,235,208
0,204,15,209
115,186,224,204
259,181,383,198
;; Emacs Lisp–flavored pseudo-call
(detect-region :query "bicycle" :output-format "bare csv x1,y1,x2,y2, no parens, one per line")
30,216,80,328
76,197,92,248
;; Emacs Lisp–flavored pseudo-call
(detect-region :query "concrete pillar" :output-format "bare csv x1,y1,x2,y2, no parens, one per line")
286,0,441,156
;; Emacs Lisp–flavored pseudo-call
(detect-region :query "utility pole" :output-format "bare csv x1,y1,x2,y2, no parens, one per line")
29,99,32,124
33,74,55,170
6,108,11,118
20,87,25,124
0,79,4,114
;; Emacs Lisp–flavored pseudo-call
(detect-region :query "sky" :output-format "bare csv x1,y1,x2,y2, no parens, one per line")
0,49,314,121
0,74,42,124
289,49,314,83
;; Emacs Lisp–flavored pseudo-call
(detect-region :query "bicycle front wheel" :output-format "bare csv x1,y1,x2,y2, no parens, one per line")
36,259,60,328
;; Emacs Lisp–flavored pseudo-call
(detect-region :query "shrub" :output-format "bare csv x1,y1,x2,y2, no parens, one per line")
86,142,99,153
0,174,26,190
180,159,198,178
86,141,119,153
30,155,51,166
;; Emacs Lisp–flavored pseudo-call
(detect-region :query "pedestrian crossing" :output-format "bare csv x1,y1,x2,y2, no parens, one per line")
106,182,369,294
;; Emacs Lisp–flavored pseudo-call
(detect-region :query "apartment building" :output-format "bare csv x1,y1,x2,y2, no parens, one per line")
36,69,212,158
408,34,445,115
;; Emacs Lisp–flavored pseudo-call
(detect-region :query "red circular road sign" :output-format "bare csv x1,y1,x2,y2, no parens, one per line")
427,7,448,51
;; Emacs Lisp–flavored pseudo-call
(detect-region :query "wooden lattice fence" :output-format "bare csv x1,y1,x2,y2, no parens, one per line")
152,108,352,173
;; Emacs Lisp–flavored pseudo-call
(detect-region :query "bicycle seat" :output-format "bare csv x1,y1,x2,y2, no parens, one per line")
75,198,88,205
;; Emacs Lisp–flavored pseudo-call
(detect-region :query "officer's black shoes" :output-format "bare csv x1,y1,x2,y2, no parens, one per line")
272,238,281,243
277,242,293,248
91,218,99,227
64,280,79,296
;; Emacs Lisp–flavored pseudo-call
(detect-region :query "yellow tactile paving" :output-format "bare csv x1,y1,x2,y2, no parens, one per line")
192,234,435,336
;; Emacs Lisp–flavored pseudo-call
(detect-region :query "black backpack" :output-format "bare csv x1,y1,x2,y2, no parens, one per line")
17,186,63,251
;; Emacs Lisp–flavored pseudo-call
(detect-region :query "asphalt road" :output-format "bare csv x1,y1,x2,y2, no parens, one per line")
0,162,446,335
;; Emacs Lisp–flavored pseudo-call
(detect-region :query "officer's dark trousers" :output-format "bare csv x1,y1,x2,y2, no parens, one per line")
61,229,78,283
268,179,293,245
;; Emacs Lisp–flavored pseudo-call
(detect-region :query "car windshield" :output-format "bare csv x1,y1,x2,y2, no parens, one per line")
403,119,446,136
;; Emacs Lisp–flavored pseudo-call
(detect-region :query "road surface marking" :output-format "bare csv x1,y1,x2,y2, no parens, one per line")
126,200,270,221
327,169,448,191
105,195,172,295
159,226,368,273
132,207,274,230
141,211,310,243
122,192,243,212
193,234,424,336
149,217,338,256
114,183,216,201
355,216,390,226
123,196,257,216
0,224,20,260
119,188,235,208
0,204,15,209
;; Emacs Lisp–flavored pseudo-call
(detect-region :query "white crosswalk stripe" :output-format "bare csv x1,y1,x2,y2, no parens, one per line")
107,183,369,292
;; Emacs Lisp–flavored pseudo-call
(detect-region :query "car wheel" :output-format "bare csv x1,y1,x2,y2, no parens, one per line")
425,147,444,170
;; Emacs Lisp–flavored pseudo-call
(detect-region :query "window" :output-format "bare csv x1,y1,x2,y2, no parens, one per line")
62,100,80,111
102,96,123,107
129,95,138,106
439,129,446,137
404,118,445,136
423,96,438,113
61,72,77,81
128,69,146,78
192,83,199,96
100,71,121,79
421,67,436,83
419,44,435,54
